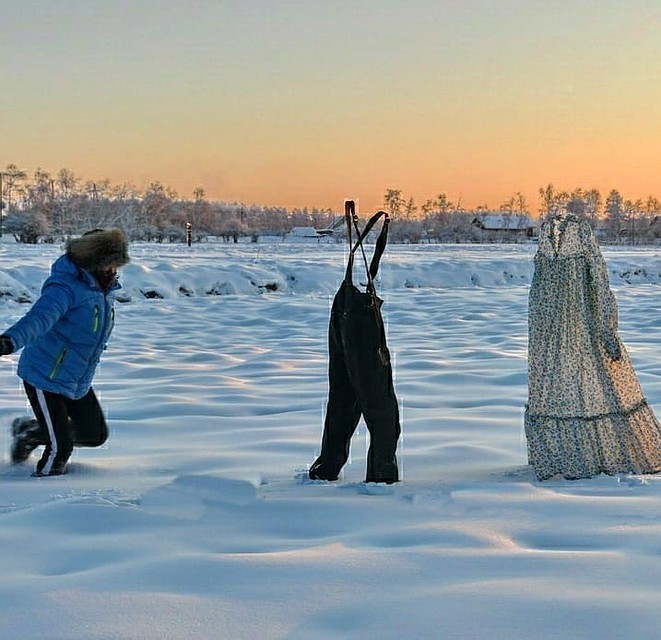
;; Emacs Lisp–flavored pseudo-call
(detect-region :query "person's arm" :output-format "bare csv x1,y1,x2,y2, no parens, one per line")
2,281,73,351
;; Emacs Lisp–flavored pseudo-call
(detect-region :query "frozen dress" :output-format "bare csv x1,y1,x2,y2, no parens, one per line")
524,213,661,480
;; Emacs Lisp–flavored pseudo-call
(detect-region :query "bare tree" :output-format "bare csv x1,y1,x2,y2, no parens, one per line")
404,197,417,220
538,183,569,218
2,163,27,211
383,189,405,218
604,189,625,242
25,168,53,210
583,188,602,227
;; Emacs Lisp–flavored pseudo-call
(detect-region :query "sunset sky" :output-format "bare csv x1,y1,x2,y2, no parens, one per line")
2,0,660,213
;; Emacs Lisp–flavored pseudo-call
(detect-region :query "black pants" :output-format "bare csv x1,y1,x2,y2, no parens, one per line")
310,282,400,483
24,382,108,474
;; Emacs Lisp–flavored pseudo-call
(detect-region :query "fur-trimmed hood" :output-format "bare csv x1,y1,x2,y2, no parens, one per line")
66,228,130,271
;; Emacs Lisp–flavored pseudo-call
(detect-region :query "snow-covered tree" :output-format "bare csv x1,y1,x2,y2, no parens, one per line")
1,164,27,211
383,189,405,218
3,210,50,243
604,189,625,241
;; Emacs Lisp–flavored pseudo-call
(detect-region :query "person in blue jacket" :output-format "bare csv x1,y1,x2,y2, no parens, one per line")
0,228,130,476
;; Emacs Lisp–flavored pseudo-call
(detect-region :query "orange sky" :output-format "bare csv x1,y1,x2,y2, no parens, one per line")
2,1,660,214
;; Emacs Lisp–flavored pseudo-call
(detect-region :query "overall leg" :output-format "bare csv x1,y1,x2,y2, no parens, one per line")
24,383,73,476
67,387,109,447
363,365,400,484
344,307,400,483
309,305,362,481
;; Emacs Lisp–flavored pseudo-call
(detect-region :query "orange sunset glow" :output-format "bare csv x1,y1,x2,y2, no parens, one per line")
3,1,660,213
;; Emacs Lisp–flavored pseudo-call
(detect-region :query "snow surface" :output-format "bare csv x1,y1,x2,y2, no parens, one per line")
0,240,660,640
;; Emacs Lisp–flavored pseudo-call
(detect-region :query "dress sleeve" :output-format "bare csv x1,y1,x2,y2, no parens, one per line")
582,222,621,358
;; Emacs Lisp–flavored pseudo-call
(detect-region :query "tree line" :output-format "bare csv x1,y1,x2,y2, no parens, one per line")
0,163,659,244
0,164,336,244
381,185,660,243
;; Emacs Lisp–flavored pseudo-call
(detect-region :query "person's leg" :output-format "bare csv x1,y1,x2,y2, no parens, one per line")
10,413,46,464
67,387,108,447
24,383,73,476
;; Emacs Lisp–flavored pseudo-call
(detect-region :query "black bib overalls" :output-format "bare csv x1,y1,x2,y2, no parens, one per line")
309,202,401,483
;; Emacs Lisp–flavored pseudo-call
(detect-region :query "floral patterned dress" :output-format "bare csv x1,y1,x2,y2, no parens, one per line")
525,214,661,480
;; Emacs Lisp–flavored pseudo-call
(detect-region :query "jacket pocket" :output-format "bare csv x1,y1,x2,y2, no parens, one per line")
49,348,68,380
92,305,100,333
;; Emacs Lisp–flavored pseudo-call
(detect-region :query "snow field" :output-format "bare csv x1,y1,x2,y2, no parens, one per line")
0,241,659,639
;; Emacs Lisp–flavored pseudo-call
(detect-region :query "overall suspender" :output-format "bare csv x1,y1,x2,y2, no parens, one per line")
343,200,391,303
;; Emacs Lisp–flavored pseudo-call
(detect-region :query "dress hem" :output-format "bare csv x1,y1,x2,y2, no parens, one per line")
525,400,661,481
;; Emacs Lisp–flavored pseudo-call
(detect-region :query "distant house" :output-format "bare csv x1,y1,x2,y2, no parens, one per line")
289,226,321,238
317,216,345,238
471,213,536,241
285,226,333,243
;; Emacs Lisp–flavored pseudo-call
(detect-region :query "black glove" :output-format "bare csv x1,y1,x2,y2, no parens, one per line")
0,335,14,356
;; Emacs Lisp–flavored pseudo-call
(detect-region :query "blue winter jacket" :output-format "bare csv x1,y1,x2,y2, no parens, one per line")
5,255,121,399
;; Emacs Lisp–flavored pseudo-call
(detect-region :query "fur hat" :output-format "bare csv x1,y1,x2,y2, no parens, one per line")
66,228,130,271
